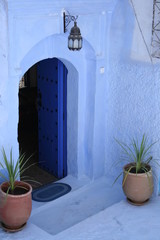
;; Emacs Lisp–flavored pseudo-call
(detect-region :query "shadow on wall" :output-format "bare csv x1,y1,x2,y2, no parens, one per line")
110,0,153,62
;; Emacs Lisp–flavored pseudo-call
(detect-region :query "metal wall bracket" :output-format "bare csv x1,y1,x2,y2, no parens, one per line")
63,11,78,33
151,0,160,59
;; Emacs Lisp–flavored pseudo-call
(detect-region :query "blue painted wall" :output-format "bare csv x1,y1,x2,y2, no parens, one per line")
105,0,160,195
0,0,160,195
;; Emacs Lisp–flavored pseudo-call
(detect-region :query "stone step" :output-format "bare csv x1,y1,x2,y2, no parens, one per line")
51,197,160,240
30,176,125,236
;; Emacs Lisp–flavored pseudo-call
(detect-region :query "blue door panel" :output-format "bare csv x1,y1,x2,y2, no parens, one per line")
63,67,67,176
58,61,64,178
37,58,67,178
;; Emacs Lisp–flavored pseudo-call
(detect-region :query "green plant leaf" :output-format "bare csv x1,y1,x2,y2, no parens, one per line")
112,172,123,186
122,165,135,186
141,166,153,190
114,134,159,185
0,147,36,194
114,138,136,163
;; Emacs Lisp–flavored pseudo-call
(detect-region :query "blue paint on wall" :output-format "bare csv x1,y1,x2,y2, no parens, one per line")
1,0,160,196
105,0,160,195
0,169,9,184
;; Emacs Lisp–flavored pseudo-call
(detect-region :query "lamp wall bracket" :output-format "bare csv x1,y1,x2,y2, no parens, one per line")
63,11,78,33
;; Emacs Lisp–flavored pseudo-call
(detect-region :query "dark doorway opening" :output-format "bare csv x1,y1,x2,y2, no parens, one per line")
18,58,67,189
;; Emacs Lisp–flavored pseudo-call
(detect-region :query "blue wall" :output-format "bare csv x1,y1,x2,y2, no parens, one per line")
105,0,160,195
1,0,160,196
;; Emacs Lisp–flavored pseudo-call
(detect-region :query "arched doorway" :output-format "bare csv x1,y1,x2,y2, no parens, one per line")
18,34,96,180
18,58,68,188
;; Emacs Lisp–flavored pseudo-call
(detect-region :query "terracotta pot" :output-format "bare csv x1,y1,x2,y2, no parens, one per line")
0,181,32,231
122,163,154,205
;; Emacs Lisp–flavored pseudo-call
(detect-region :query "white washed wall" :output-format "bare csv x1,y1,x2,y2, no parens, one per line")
105,0,160,195
1,0,160,195
0,0,116,180
0,0,11,155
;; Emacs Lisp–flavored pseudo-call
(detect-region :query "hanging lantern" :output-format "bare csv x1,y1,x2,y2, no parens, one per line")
64,12,83,51
68,21,82,51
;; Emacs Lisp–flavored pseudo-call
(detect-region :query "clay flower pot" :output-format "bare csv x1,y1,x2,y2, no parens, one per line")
0,181,32,231
122,163,154,205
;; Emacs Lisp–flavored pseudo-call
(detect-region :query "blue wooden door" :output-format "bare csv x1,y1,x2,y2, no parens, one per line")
37,58,67,179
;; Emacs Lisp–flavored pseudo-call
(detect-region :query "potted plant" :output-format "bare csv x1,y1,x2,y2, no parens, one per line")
0,147,33,232
114,134,158,205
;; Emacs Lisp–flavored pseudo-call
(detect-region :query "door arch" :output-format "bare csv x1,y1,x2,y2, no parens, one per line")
18,34,96,179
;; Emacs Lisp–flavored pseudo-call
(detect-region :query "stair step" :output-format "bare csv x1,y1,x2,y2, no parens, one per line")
30,177,125,236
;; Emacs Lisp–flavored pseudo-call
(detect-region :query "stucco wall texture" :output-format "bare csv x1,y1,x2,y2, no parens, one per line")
0,0,9,151
105,0,160,195
0,0,160,194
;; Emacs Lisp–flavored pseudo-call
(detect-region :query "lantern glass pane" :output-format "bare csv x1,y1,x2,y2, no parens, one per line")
68,39,73,48
79,39,82,48
73,39,78,49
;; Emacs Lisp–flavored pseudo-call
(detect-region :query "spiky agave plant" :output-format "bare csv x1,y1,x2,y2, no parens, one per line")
114,134,159,185
0,147,35,194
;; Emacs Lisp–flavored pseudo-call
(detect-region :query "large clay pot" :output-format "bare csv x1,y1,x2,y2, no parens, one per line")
0,181,32,231
122,163,154,205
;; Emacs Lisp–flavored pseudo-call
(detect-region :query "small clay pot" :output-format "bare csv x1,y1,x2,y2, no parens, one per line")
0,181,32,231
122,163,154,205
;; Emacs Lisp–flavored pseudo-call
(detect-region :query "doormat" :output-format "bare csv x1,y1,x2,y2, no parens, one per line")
32,182,72,202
